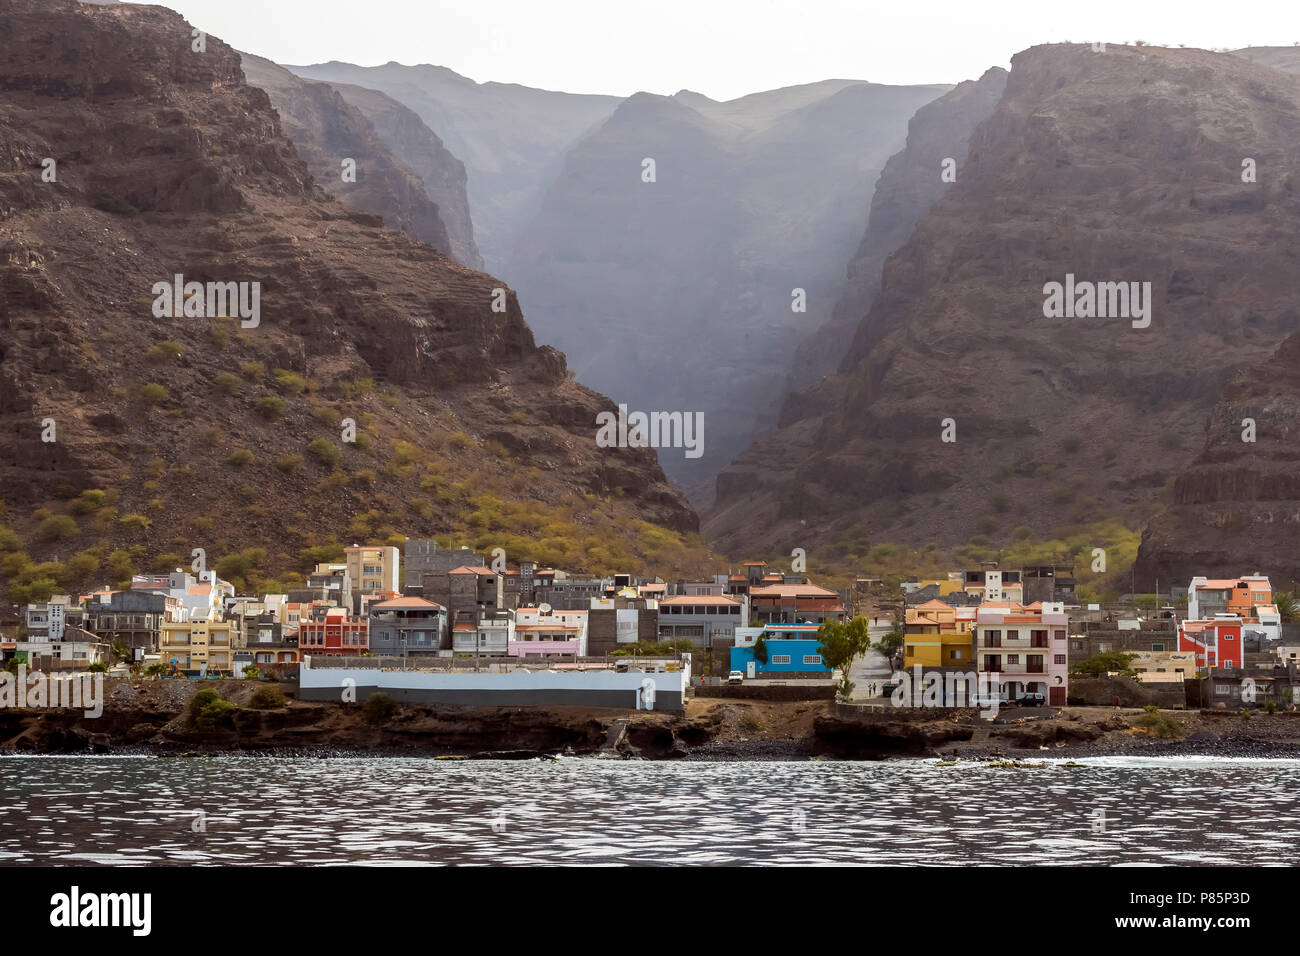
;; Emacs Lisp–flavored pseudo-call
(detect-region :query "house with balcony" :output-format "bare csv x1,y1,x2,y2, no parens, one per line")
510,606,588,658
160,610,235,675
1179,617,1244,672
368,596,447,656
451,609,511,656
974,601,1069,705
748,584,844,625
85,589,178,653
295,607,368,657
231,611,298,671
657,594,747,649
1185,575,1280,642
588,594,659,655
904,600,976,668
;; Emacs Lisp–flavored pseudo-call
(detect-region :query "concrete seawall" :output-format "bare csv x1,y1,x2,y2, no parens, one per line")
299,660,690,713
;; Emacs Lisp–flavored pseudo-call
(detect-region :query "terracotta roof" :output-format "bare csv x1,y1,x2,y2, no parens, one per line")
372,596,444,610
916,599,954,610
659,594,742,606
749,584,836,598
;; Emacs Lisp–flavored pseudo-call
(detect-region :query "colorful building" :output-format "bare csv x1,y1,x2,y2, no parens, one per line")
344,544,401,595
730,623,832,677
160,611,235,675
904,600,976,667
296,607,369,656
747,584,844,625
1178,618,1244,671
974,601,1069,705
1185,575,1280,641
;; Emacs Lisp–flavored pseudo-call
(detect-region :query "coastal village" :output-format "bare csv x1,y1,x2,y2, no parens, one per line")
3,538,1298,718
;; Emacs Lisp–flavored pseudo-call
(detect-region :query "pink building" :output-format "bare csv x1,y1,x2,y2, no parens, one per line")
974,601,1070,705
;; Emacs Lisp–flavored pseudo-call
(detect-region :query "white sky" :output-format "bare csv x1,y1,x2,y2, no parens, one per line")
152,0,1300,100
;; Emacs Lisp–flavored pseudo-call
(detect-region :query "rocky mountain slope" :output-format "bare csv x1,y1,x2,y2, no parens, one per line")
503,81,949,491
787,68,1008,389
1133,330,1300,589
706,43,1300,560
238,53,454,258
286,60,621,273
322,79,482,271
0,0,699,601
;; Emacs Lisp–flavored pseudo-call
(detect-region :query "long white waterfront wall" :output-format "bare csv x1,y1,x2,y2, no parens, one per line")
300,658,690,713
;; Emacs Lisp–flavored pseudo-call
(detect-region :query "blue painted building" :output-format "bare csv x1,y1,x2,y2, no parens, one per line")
730,623,831,676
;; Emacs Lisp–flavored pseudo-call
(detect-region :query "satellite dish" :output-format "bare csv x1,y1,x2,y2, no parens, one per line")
539,603,552,614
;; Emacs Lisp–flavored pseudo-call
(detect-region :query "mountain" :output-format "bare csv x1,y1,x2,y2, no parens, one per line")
0,0,698,601
286,60,621,273
503,81,950,492
705,43,1300,560
1133,330,1300,589
322,79,482,270
786,67,1008,389
237,53,453,258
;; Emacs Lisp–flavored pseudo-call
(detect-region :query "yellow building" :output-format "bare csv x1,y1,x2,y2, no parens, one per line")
160,611,234,675
345,545,400,594
904,600,975,667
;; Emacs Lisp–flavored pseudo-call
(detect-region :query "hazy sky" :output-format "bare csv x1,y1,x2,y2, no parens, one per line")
154,0,1300,100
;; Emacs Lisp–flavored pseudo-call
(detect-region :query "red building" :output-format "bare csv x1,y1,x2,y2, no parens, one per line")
296,607,369,656
1179,619,1243,671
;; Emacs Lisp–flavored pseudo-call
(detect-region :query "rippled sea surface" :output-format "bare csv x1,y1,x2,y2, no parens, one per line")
1,755,1296,865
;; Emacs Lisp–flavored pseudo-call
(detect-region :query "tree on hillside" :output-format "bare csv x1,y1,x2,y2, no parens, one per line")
1274,591,1298,624
1071,650,1139,678
817,616,872,700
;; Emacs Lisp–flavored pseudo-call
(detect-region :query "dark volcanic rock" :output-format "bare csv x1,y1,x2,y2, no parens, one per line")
707,43,1300,558
0,0,696,592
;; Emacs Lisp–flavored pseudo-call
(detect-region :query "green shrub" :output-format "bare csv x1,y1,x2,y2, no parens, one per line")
272,369,310,393
146,340,183,362
227,449,255,467
214,372,243,394
190,694,237,731
118,513,151,532
138,383,169,406
275,454,304,473
308,439,339,466
362,692,398,725
37,515,77,542
255,396,285,420
1132,705,1184,739
248,685,286,709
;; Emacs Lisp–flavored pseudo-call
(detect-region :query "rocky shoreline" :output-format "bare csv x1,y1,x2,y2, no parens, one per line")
2,680,1299,762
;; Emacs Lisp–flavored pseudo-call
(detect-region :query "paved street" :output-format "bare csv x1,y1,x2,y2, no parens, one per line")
847,620,897,701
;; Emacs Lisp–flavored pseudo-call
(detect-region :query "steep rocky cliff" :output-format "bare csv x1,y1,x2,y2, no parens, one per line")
706,43,1300,559
504,81,949,492
287,60,621,273
323,79,482,271
238,53,454,257
787,68,1008,389
1133,331,1300,588
0,0,698,599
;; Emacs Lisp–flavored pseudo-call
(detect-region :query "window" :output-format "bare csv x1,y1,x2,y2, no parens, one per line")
802,655,822,665
951,650,963,660
1007,654,1019,664
1054,654,1066,665
1151,643,1165,651
1215,686,1230,696
1224,634,1235,641
1006,630,1019,640
771,655,791,664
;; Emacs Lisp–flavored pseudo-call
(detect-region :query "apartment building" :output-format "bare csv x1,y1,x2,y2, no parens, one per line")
296,607,369,657
1185,575,1280,641
904,600,976,667
160,610,235,675
510,606,588,658
588,594,659,655
657,594,747,649
85,589,179,653
974,601,1069,705
344,545,400,596
368,596,447,656
748,583,843,625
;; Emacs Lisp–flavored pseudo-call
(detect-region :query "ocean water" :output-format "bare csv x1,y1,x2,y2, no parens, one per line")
0,755,1294,866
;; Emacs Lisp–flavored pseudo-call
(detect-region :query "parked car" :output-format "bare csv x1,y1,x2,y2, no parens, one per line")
727,670,745,685
1017,692,1047,707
